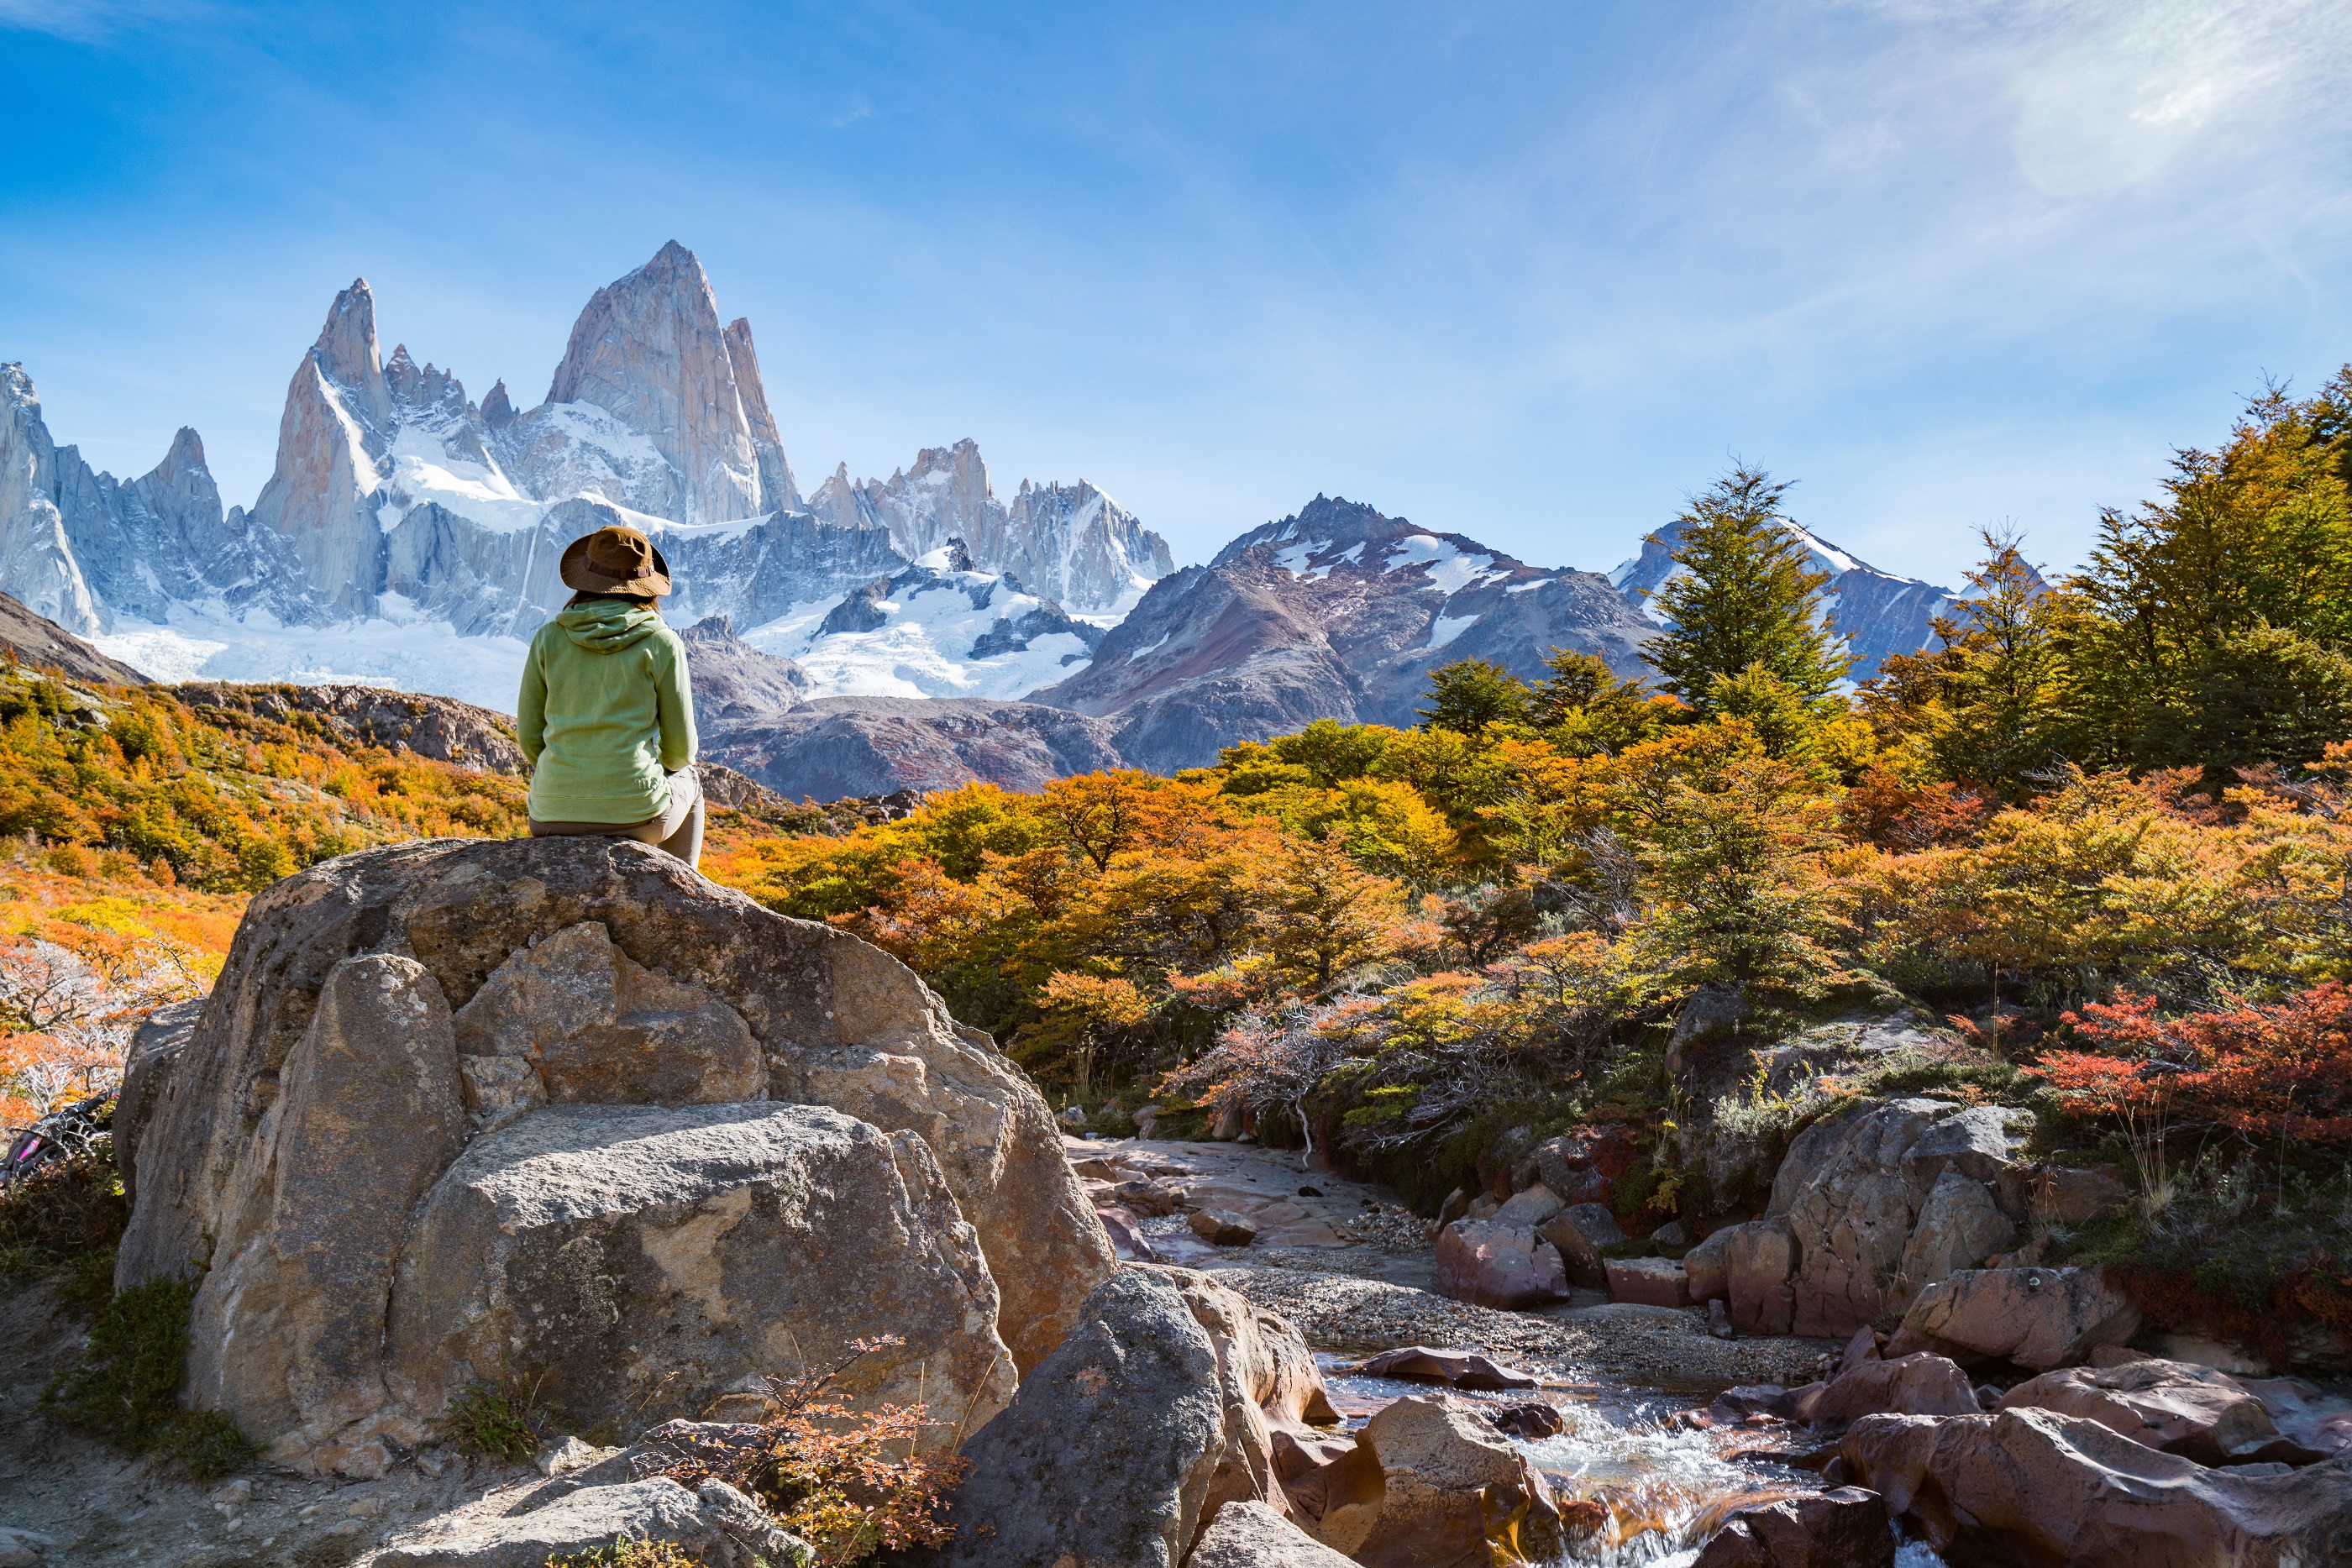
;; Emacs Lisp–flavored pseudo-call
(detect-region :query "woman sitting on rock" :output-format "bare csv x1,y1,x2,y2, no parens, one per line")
517,524,703,868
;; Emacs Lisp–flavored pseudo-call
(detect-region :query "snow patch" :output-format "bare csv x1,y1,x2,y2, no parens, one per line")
94,607,533,714
1425,613,1478,650
1383,535,1495,596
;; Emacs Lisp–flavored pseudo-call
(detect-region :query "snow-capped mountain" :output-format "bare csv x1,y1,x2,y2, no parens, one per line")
1611,517,1956,680
0,242,1174,712
1032,495,1657,771
806,441,1172,618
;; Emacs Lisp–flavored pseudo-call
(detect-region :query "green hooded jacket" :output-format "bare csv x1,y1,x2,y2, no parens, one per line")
517,599,697,823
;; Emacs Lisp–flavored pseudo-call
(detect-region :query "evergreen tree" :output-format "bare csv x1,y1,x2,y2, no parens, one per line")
1649,467,1852,710
1418,658,1534,736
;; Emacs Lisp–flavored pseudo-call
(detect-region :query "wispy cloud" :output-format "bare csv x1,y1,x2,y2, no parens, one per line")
0,0,208,41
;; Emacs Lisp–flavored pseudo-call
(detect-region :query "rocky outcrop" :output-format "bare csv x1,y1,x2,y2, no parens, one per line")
171,681,528,772
1813,1352,1981,1424
678,615,808,737
0,590,148,684
1536,1202,1624,1290
937,1270,1228,1568
703,693,1128,800
117,838,1114,1471
1842,1408,2352,1566
1029,496,1658,772
1698,1099,2029,1337
1887,1266,2140,1371
1998,1360,2318,1467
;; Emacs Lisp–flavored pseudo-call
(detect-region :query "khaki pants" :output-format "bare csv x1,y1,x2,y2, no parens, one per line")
528,768,705,869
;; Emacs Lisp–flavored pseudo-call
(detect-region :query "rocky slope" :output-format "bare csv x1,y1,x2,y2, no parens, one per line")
1612,517,1961,681
1031,494,1660,772
703,694,1128,801
0,590,149,685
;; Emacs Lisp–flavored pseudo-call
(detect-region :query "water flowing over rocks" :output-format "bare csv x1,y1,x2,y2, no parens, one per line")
113,836,1111,1472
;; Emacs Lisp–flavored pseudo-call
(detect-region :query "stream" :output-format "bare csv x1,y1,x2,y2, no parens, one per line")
1317,1356,1951,1566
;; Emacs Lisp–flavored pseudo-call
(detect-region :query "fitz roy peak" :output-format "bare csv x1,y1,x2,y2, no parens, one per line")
0,242,1174,711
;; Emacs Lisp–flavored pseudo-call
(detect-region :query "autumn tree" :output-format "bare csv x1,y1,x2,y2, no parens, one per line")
1649,467,1853,711
1249,829,1407,989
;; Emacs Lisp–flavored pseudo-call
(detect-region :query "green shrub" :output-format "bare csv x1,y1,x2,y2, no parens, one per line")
0,1136,129,1296
438,1361,560,1461
544,1540,703,1567
43,1270,256,1476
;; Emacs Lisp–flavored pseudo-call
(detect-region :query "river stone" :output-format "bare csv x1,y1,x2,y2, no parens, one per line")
1720,1218,1798,1335
1189,1499,1357,1568
449,920,764,1105
1605,1256,1692,1308
1999,1360,2316,1467
1689,1487,1895,1568
182,954,470,1475
1842,1408,2352,1566
115,837,1114,1375
1898,1171,2018,1297
373,1476,811,1568
385,1101,1012,1445
1433,1219,1567,1308
1353,1394,1566,1568
1813,1352,1981,1424
1887,1266,2140,1371
1683,1225,1731,1303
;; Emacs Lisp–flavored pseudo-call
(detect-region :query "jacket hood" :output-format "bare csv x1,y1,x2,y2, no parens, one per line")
557,599,664,653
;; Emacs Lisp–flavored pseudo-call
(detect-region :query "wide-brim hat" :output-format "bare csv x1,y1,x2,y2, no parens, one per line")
559,525,672,596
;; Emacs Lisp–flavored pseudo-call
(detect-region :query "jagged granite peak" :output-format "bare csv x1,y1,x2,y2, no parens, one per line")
480,378,516,431
0,363,276,635
311,277,391,423
806,439,1171,616
1029,494,1658,772
537,240,787,524
722,316,799,511
1612,517,1959,680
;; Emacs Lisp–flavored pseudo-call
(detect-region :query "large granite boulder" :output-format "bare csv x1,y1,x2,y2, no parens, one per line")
936,1270,1226,1568
1812,1352,1981,1424
1898,1169,2018,1295
1717,1218,1798,1335
385,1103,1014,1448
1536,1202,1623,1290
1842,1408,2352,1566
1887,1266,2140,1371
1999,1360,2318,1467
117,838,1111,1471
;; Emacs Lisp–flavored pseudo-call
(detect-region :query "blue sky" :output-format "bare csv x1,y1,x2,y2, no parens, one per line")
3,0,2348,588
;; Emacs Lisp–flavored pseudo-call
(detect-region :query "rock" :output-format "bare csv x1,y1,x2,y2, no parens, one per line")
1898,1104,2029,1210
1433,1219,1568,1308
1712,1385,1797,1420
1719,1218,1798,1335
173,682,529,774
1652,1219,1688,1247
1057,1104,1088,1127
374,1476,811,1568
1100,1206,1159,1263
1841,1408,2352,1566
1840,1324,1883,1374
1605,1256,1692,1308
1355,1394,1567,1568
1688,1487,1896,1568
2240,1379,2352,1461
0,1529,57,1568
1768,1098,2024,1336
1709,1299,1736,1339
1488,1403,1567,1440
1887,1266,2141,1371
1898,1171,2019,1295
113,994,202,1202
1999,1360,2322,1466
2157,1333,2271,1377
1812,1353,1982,1424
181,953,471,1476
2031,1163,2132,1227
118,838,1115,1389
937,1270,1227,1568
1347,1347,1540,1391
1684,1225,1732,1303
1536,1202,1624,1290
1275,1432,1387,1556
534,1435,601,1476
1189,1499,1358,1568
707,695,1131,802
449,920,766,1108
386,1102,1014,1452
1191,1208,1261,1245
1436,1188,1471,1226
1524,1125,1644,1209
1492,1182,1566,1227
